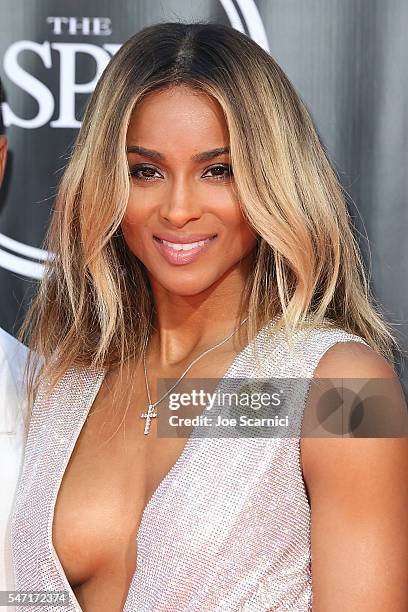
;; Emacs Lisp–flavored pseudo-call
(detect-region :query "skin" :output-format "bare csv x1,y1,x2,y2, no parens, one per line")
122,85,258,366
302,343,408,610
54,86,261,611
122,85,408,609
54,85,408,611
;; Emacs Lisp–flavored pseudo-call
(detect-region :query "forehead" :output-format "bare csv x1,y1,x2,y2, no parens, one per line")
126,85,229,149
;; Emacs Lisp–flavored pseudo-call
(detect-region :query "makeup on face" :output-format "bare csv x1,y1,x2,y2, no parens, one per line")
152,233,218,266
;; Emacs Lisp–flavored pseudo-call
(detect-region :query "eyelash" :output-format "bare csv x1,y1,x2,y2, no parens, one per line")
128,163,233,182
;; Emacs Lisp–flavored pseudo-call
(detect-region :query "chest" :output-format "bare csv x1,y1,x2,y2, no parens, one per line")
10,324,331,609
51,354,236,595
12,372,312,611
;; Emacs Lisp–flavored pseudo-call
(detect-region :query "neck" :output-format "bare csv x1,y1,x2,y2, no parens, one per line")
146,258,253,368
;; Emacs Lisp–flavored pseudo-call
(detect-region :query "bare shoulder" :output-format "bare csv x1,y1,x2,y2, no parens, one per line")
313,339,398,379
301,339,405,478
299,339,408,608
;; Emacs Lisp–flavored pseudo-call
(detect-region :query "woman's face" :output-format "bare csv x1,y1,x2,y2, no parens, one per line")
122,85,257,297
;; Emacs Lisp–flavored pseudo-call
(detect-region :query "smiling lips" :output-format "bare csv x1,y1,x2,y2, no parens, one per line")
153,234,218,265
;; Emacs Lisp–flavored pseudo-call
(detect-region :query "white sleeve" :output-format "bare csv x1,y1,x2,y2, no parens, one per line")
0,328,30,600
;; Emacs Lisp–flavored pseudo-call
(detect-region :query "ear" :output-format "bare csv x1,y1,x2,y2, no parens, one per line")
0,135,7,186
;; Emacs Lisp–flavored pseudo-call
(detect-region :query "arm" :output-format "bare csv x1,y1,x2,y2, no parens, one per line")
300,341,408,611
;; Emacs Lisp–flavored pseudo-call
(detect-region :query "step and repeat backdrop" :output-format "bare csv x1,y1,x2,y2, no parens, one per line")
0,0,407,391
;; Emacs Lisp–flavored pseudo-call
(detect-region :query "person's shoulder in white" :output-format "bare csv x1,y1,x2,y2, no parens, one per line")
0,327,30,601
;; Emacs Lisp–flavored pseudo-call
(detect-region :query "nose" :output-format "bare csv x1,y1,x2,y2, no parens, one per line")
158,176,203,227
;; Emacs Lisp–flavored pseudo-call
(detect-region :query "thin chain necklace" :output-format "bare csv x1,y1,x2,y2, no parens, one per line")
141,312,249,435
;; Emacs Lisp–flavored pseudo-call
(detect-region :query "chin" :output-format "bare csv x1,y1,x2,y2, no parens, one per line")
154,275,219,297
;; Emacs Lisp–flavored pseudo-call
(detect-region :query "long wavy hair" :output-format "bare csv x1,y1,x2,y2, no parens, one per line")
18,21,399,423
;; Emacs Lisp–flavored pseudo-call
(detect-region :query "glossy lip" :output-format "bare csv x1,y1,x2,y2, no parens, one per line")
153,232,217,244
152,234,218,266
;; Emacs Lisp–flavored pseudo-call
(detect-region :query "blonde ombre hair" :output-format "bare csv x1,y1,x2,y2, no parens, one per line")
18,21,399,421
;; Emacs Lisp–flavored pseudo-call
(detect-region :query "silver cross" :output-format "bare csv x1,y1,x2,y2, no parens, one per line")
141,404,157,435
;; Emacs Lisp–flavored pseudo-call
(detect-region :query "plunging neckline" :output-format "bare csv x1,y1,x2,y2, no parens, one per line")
47,319,273,611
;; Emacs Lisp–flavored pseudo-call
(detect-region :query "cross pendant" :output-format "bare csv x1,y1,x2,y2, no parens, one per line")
141,404,157,435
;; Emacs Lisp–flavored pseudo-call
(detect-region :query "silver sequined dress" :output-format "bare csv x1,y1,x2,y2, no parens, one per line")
10,319,368,611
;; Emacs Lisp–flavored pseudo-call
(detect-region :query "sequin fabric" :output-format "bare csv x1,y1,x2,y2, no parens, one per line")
10,320,369,611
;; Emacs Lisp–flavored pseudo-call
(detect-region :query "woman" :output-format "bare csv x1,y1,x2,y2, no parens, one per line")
11,21,407,611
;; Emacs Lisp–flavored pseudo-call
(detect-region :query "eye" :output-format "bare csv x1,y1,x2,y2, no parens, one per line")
128,163,233,182
129,164,162,181
203,164,233,181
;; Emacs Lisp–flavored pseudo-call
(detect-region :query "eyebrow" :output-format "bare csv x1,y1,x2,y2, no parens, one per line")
126,145,230,163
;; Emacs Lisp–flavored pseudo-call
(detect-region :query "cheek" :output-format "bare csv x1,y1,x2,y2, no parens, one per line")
121,191,146,231
120,204,144,255
217,200,256,243
120,217,136,251
121,211,136,232
229,209,258,252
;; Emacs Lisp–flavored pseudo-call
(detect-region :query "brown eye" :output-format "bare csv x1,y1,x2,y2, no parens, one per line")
203,164,233,181
129,164,162,181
